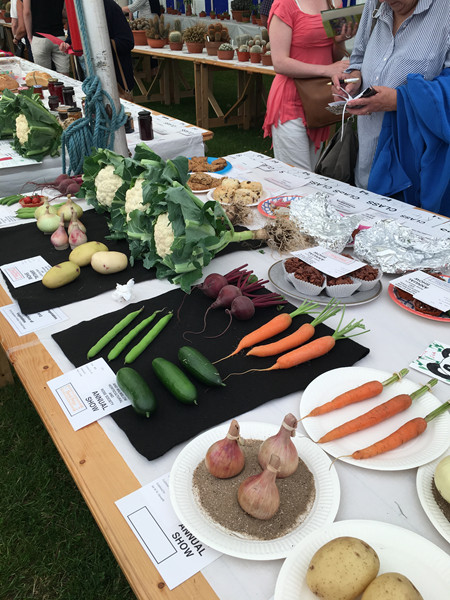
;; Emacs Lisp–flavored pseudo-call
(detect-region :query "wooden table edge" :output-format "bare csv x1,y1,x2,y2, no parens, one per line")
0,286,218,600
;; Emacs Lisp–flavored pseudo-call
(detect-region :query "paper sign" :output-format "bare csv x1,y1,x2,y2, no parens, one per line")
328,193,369,214
0,301,68,336
410,340,450,384
292,246,365,277
47,358,131,430
0,139,41,168
391,271,450,312
1,255,51,287
116,473,220,590
0,213,20,228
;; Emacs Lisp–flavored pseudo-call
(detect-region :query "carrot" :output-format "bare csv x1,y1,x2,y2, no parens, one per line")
302,368,410,419
214,299,318,363
246,299,341,357
225,308,368,376
317,378,437,443
348,401,450,460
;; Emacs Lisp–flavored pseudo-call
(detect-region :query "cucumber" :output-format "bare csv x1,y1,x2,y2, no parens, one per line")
116,367,157,418
152,357,198,405
178,346,225,387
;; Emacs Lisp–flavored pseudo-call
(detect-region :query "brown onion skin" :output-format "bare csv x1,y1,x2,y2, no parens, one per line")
205,420,245,479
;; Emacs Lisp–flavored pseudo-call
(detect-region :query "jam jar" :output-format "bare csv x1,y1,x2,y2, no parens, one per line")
138,110,153,141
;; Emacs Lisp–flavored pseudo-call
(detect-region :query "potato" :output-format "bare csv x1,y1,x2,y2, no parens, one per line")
91,251,128,274
306,536,380,600
42,261,80,289
361,572,423,600
69,241,109,267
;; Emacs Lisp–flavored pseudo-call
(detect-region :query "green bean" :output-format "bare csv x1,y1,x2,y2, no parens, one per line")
107,310,163,361
124,312,173,364
15,208,37,218
87,306,144,359
1,194,23,205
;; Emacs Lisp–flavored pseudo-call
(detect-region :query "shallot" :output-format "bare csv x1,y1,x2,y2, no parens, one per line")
69,222,88,249
238,454,280,520
50,215,69,250
205,419,245,479
258,414,299,478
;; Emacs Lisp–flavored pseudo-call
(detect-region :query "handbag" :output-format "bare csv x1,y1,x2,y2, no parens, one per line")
294,77,343,128
314,118,358,184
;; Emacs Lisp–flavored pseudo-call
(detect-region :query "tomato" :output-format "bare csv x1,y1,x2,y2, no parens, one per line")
19,195,45,208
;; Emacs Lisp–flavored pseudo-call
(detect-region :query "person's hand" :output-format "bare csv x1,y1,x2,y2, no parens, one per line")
330,69,360,98
326,59,350,81
334,22,358,44
59,41,71,54
346,86,398,115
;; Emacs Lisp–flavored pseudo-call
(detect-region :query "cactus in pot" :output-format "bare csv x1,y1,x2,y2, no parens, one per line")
169,29,183,50
250,44,263,62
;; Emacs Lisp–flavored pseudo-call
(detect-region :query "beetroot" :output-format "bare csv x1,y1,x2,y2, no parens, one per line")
199,273,228,299
228,296,255,320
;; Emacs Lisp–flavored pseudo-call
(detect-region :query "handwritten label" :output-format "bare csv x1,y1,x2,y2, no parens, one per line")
1,255,51,287
0,302,68,336
292,245,365,277
391,271,450,312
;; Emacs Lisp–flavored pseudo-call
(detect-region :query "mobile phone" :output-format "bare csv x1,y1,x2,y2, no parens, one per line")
360,86,377,98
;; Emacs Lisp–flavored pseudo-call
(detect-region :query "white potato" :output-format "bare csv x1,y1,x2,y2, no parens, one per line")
361,572,423,600
91,251,128,274
306,536,380,600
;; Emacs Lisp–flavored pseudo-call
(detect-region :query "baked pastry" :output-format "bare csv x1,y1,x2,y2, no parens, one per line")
220,177,240,191
188,156,227,172
239,180,263,196
233,188,258,205
187,172,222,191
25,71,53,87
0,73,19,91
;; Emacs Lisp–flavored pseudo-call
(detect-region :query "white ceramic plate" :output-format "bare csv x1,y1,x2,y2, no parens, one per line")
300,367,450,471
416,448,450,544
169,421,340,560
268,260,382,306
274,519,450,600
206,187,266,207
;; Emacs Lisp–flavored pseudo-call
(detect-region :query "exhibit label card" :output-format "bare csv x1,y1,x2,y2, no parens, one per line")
391,271,450,312
292,246,365,277
410,340,450,384
116,473,220,590
0,301,68,336
48,358,131,430
1,255,51,287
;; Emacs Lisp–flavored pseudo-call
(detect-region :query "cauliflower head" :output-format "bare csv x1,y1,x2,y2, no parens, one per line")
125,178,146,221
154,213,174,259
16,114,31,145
94,165,123,208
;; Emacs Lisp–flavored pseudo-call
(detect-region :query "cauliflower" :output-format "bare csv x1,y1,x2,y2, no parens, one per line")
154,213,174,258
15,114,31,144
94,165,123,208
125,178,146,221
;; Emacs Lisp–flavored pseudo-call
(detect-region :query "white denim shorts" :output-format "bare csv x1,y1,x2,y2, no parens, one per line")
271,118,319,172
31,35,70,74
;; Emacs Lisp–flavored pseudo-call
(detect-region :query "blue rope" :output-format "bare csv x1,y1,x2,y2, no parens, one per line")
61,0,127,175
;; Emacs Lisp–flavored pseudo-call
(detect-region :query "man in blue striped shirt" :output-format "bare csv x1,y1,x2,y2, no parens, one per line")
336,0,450,190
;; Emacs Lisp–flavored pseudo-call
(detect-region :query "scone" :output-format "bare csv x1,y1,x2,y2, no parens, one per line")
212,186,234,203
239,180,263,196
233,189,258,205
220,178,241,191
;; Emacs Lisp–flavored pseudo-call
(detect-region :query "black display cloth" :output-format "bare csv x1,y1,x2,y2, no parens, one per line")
52,288,370,460
0,211,263,315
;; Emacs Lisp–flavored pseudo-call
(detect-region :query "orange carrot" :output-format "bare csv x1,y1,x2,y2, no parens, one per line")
247,300,341,358
303,368,409,418
317,378,437,443
215,299,318,363
349,400,450,460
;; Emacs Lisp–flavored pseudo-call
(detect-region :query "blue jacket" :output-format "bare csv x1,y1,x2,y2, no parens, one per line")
368,69,450,217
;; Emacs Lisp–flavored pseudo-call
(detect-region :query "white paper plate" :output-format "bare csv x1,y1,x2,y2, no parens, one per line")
206,187,266,207
169,421,340,560
300,367,450,471
274,519,450,600
188,174,224,194
416,448,450,544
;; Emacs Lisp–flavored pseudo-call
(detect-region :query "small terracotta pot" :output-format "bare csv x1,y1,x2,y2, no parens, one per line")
169,42,183,51
147,38,167,48
205,41,222,56
217,49,235,60
186,42,204,54
132,30,147,45
261,54,272,66
237,51,250,62
232,10,243,22
250,53,261,63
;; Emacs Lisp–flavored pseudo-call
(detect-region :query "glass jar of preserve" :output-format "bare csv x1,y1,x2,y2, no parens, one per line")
47,78,59,96
67,106,82,121
57,105,70,121
62,86,75,107
124,112,134,134
33,85,44,99
138,110,153,141
53,81,64,103
48,95,60,111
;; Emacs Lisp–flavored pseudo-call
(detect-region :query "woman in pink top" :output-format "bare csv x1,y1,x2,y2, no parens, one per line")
263,0,355,170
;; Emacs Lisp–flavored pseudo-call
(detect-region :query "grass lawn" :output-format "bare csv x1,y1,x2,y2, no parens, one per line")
0,62,274,599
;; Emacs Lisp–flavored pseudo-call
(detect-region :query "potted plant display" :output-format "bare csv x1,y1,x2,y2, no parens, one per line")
146,14,170,47
250,44,262,63
231,0,252,22
168,30,183,51
205,22,230,56
183,23,207,53
261,50,272,66
237,44,250,62
217,43,235,61
129,17,149,45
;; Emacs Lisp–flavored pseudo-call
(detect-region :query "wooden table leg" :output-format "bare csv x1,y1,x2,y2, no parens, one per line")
0,344,13,387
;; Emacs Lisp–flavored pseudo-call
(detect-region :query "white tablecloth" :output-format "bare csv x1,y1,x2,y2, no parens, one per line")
1,152,449,599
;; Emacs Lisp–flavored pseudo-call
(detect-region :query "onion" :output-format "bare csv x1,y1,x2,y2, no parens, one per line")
50,215,69,250
238,454,280,520
258,413,299,478
205,419,245,479
36,205,60,234
68,207,86,235
68,222,88,249
57,194,83,223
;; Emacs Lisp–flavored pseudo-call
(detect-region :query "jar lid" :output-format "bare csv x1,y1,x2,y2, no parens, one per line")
48,95,59,100
57,105,71,112
138,110,151,116
54,81,64,86
67,106,81,113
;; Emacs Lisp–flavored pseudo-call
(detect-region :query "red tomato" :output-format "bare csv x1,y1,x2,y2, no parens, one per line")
19,195,45,208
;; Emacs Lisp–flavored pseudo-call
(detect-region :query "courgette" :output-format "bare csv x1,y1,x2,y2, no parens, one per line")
116,367,157,418
152,357,198,405
178,346,225,387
